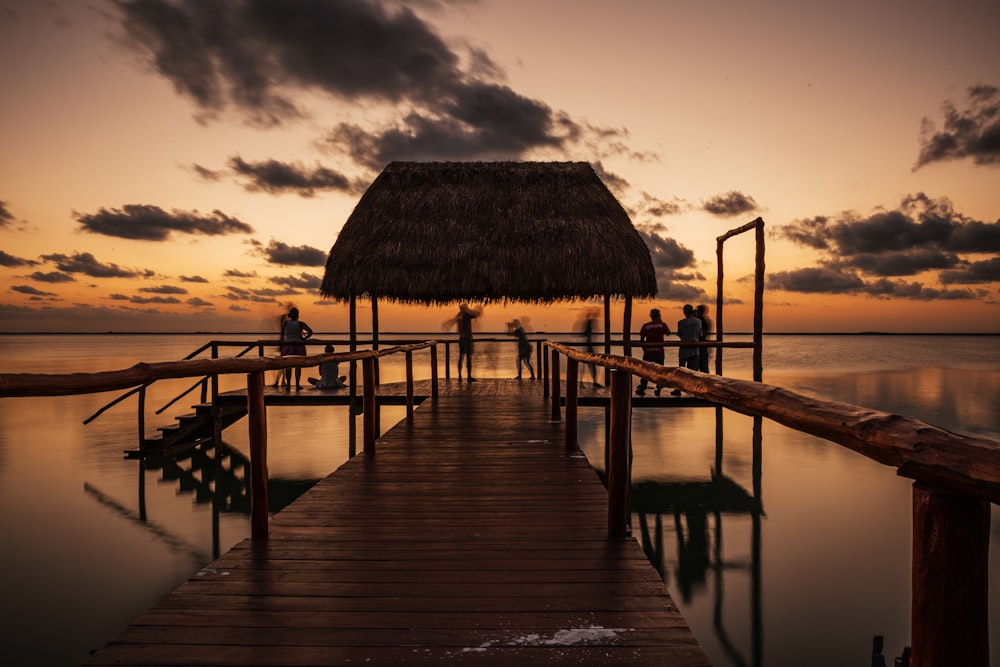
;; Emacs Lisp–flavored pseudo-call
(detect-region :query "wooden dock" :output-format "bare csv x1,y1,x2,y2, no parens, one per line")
85,379,711,666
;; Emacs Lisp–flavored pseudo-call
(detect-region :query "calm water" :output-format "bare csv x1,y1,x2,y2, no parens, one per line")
0,333,998,666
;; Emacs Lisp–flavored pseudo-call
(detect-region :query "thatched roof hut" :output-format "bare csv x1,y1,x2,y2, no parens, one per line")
321,161,656,305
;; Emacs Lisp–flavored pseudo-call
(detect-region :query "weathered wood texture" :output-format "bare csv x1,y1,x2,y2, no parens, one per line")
84,385,710,666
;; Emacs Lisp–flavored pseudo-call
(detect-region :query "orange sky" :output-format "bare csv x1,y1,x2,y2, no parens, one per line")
1,0,998,334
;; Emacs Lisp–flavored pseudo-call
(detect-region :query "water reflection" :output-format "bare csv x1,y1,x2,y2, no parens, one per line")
631,411,764,667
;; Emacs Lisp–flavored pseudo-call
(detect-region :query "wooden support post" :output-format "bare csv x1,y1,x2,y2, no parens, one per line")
603,294,612,387
371,296,380,385
430,344,439,399
137,385,146,453
753,219,765,382
444,342,451,380
608,369,631,538
622,295,633,357
405,350,414,419
247,371,269,540
543,347,550,399
715,236,725,376
911,482,990,667
550,348,561,422
536,340,543,382
565,358,578,450
363,357,376,454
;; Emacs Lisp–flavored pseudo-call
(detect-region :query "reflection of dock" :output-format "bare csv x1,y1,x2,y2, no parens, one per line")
84,382,712,666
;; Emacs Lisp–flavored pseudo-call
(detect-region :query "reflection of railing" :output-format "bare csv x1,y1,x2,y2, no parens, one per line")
545,340,996,667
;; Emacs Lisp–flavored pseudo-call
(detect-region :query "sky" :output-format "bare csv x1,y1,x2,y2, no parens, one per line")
1,0,998,334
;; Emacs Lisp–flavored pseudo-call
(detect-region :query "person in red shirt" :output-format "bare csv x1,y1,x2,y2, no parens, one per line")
636,308,670,396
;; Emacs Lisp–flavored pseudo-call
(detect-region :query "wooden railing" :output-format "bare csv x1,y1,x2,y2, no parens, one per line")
544,340,997,667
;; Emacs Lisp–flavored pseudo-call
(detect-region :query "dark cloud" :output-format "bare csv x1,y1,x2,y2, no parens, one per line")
271,272,322,290
770,195,999,300
28,271,74,283
11,285,57,297
635,223,708,301
915,84,1000,168
224,269,258,279
940,257,1000,285
130,295,182,305
0,200,14,227
703,191,759,217
115,0,618,167
186,296,214,307
220,155,365,196
74,204,253,240
222,286,282,303
138,284,188,295
590,161,629,196
180,274,209,283
40,252,142,278
259,239,326,266
0,250,37,267
636,191,686,219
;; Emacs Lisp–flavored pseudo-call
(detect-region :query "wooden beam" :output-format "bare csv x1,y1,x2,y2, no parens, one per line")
565,357,578,451
363,357,376,454
246,371,268,540
550,348,561,422
608,369,631,538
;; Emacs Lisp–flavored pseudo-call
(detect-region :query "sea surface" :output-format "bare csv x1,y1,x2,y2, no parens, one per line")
0,333,998,666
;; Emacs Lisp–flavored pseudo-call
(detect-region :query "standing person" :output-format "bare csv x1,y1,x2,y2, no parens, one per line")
696,304,714,373
308,344,347,389
507,319,535,380
577,307,602,388
443,303,482,381
635,308,670,396
272,310,289,388
673,304,703,395
280,306,313,390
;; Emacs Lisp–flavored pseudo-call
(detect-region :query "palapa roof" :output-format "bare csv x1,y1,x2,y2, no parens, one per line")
321,161,657,304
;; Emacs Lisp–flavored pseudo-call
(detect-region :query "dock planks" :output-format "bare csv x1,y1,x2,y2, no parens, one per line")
84,380,710,666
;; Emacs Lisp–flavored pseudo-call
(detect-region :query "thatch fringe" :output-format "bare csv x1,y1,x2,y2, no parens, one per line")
321,161,656,304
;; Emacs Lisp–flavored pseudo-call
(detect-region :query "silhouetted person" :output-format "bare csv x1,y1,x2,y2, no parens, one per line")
444,303,482,381
507,318,535,379
636,308,670,396
308,344,346,389
273,310,289,388
577,307,601,387
672,304,702,395
280,306,313,390
696,304,714,373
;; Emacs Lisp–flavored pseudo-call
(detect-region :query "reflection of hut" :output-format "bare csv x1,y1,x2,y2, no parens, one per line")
321,161,656,352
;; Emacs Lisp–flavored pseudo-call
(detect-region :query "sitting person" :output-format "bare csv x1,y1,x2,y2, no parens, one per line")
307,345,347,389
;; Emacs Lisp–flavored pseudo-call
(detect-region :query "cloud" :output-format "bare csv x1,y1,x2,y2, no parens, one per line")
915,84,1000,168
198,156,366,196
186,296,214,307
222,286,283,303
635,191,686,219
0,250,37,267
180,274,209,283
271,272,322,290
11,284,57,297
74,204,253,240
770,194,999,299
635,223,709,301
40,251,143,278
703,191,759,217
138,284,188,295
0,200,14,227
28,271,75,283
129,295,182,304
224,269,258,279
114,0,620,167
258,239,326,266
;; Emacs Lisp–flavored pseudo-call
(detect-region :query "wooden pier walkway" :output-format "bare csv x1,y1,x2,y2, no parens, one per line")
85,380,710,666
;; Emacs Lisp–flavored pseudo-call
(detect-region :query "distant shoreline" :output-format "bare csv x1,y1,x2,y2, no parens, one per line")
1,331,997,337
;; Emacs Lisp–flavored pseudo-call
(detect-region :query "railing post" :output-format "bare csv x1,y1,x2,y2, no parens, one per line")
405,350,414,419
565,357,578,450
911,482,989,667
543,347,550,398
247,370,268,540
137,385,146,452
430,343,439,398
363,357,376,454
444,342,451,380
550,348,561,422
608,369,631,538
536,340,543,382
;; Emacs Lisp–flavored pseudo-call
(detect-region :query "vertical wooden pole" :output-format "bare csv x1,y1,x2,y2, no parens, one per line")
715,238,725,376
444,342,451,380
622,295,633,357
371,296,380,385
543,347,550,399
535,340,543,382
247,371,269,540
911,483,989,667
363,357,376,454
430,344,439,399
550,349,561,422
608,369,631,538
349,294,358,412
565,358,578,450
603,294,612,387
405,350,414,418
753,219,765,382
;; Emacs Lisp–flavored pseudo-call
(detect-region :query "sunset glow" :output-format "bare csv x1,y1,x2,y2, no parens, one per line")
1,0,998,334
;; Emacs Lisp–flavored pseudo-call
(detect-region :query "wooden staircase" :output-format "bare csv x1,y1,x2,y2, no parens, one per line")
127,402,247,457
